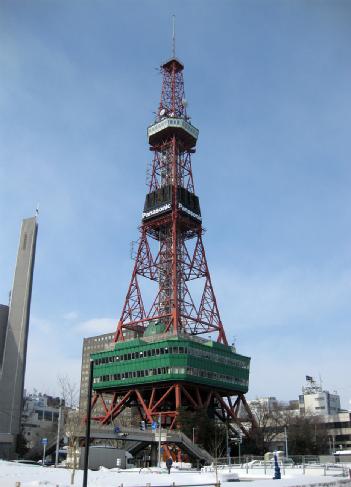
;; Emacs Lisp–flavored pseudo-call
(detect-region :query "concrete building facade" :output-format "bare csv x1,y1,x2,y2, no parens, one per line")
0,217,38,459
299,380,341,416
22,392,63,451
79,332,114,414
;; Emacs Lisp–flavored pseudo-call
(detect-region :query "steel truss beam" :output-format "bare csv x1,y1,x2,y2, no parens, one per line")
91,385,257,439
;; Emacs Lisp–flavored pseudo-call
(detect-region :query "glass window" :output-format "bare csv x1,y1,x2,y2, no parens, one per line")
156,349,160,355
36,410,43,420
164,347,169,354
44,411,53,422
151,349,156,356
179,347,184,354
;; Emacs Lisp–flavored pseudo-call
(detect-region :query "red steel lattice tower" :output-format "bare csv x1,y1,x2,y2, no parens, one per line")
90,55,256,448
114,57,227,345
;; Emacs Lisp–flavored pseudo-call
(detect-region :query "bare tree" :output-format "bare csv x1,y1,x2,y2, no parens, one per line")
58,375,79,409
246,400,285,454
58,375,81,485
65,409,85,485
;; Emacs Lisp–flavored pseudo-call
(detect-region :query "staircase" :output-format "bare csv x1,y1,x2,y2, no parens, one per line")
86,426,213,464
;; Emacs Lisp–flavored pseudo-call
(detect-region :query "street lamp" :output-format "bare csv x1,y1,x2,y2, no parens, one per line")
55,398,63,467
82,359,94,487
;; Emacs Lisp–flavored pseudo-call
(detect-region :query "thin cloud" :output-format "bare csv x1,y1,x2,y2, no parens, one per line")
63,311,79,321
72,318,116,336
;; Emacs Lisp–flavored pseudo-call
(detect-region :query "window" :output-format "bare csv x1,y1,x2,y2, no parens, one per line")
44,411,52,421
36,410,43,420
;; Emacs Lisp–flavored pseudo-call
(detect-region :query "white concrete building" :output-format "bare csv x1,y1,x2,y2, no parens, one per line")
299,378,341,416
22,392,63,450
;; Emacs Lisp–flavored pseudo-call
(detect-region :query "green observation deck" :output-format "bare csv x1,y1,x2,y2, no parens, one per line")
91,326,250,395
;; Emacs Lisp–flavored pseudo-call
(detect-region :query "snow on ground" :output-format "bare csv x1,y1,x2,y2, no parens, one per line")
0,461,350,487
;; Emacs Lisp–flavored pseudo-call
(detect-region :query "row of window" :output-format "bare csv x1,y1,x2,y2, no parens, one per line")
35,410,59,422
93,345,248,370
93,366,248,386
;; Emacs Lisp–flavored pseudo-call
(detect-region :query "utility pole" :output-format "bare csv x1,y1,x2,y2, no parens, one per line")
82,359,94,487
158,413,162,468
226,423,230,466
55,399,62,467
284,427,288,458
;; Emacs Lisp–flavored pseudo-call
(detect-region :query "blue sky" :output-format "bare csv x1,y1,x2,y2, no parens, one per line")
0,1,350,407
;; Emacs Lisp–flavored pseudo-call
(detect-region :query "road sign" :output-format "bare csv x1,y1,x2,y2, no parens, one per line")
41,438,48,445
151,421,158,430
114,426,120,433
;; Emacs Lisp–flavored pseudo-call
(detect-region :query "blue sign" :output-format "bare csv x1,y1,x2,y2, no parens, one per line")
151,421,158,430
114,426,121,433
41,438,48,445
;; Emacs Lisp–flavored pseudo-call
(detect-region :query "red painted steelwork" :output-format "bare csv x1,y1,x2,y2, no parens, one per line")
114,57,227,345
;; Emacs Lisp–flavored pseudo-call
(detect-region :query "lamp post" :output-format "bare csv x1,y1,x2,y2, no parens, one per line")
158,413,162,468
82,359,94,487
55,399,63,467
226,424,230,466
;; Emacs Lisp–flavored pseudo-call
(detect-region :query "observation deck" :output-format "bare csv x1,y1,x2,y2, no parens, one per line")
91,330,250,395
148,118,199,148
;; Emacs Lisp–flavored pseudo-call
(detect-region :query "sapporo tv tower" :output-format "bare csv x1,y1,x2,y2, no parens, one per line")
90,39,256,446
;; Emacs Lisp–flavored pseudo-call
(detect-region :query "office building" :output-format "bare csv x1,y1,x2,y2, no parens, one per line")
0,217,38,459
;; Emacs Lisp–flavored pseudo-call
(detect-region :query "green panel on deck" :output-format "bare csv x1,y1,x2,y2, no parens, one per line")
91,335,251,394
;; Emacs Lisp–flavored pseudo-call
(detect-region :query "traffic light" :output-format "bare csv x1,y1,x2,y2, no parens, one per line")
140,420,145,431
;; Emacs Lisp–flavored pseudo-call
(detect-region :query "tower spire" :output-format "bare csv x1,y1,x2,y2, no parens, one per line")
172,14,176,58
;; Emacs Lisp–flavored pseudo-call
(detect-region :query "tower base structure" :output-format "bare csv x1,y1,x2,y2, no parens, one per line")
90,333,257,451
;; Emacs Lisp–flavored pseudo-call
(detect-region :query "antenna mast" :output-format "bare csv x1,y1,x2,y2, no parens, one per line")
172,15,176,58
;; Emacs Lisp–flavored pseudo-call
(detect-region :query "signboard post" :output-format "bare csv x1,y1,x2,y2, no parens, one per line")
41,438,48,466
